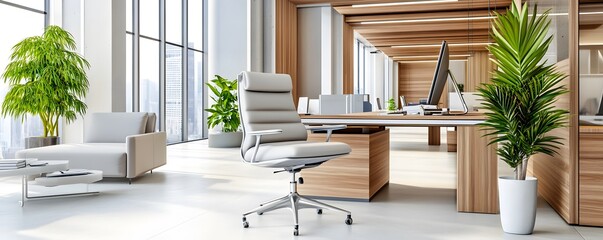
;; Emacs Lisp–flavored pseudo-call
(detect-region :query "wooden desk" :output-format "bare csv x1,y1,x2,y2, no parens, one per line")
300,112,498,214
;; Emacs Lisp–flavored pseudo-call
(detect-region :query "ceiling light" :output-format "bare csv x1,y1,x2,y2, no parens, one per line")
391,43,491,48
361,16,495,25
352,0,458,8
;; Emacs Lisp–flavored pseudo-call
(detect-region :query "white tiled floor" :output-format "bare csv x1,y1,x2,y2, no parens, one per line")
1,127,602,239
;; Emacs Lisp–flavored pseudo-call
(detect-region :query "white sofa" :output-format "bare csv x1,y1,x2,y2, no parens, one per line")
16,112,167,183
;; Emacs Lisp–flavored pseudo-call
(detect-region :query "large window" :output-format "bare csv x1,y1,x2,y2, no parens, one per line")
127,0,206,144
0,1,46,157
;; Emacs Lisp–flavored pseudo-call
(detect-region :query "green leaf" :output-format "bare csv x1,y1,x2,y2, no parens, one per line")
1,25,90,137
206,75,240,132
477,2,568,179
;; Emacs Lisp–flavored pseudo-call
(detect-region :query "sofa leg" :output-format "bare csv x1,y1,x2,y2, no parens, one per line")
150,170,153,174
128,178,132,185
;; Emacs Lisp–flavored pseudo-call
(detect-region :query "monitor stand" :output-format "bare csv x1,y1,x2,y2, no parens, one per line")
403,70,468,115
446,70,469,115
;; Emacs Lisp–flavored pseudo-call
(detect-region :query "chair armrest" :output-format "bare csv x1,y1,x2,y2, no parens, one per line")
247,129,282,163
248,129,283,136
126,132,167,178
305,125,347,142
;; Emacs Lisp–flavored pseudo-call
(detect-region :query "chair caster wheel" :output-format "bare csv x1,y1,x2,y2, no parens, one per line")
298,177,304,184
345,215,353,225
317,209,322,214
257,212,263,215
293,225,299,236
242,217,249,228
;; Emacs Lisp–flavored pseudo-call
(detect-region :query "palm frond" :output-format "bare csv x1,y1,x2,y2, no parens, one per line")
477,2,568,180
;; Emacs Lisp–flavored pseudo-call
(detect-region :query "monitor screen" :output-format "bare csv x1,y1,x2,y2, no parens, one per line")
426,41,449,106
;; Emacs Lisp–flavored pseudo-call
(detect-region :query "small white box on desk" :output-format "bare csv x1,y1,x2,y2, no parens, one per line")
403,105,439,115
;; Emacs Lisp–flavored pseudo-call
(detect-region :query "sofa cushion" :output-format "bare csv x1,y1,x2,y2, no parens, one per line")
146,113,157,133
16,143,127,177
84,112,148,143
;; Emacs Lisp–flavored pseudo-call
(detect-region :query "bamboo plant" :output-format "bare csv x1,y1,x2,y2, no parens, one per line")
206,75,240,133
477,2,568,180
1,25,90,137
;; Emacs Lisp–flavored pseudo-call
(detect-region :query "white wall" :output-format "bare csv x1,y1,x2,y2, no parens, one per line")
297,6,345,99
61,0,126,143
208,0,248,81
297,7,322,99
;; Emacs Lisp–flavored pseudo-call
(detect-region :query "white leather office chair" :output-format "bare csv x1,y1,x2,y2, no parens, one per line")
238,71,353,236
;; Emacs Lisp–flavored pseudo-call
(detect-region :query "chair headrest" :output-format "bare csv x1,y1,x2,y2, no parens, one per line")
238,71,292,92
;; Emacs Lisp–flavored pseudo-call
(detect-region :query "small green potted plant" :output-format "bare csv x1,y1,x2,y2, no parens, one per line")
387,98,397,111
206,75,242,148
1,25,90,148
477,2,568,234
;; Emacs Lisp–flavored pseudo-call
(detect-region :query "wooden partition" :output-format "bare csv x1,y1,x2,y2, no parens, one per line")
529,58,578,224
275,0,298,101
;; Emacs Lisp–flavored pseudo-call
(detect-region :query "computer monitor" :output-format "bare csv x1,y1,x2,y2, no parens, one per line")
426,41,449,105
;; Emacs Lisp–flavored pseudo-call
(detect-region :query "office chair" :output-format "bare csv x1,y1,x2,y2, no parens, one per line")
238,71,353,236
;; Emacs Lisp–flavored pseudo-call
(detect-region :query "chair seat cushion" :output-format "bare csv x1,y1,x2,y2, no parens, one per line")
244,141,351,168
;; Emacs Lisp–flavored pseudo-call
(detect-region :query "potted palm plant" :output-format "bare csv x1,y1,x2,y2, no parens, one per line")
1,25,90,148
206,75,242,148
477,3,568,234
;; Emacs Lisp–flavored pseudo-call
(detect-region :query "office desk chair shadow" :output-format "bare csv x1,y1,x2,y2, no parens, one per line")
238,71,353,236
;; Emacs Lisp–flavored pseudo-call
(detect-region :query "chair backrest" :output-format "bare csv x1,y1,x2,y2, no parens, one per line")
84,112,152,143
238,71,308,156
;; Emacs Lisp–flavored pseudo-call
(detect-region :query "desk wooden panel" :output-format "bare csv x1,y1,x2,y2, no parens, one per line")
301,128,390,200
301,112,498,213
579,127,603,226
457,127,498,213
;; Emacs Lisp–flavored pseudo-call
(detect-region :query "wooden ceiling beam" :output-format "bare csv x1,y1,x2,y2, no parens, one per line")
360,29,490,40
354,21,490,34
380,45,489,56
369,36,490,47
290,0,405,6
334,0,512,15
346,9,500,23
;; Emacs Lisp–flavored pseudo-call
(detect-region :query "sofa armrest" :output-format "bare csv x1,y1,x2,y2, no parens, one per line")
126,132,167,178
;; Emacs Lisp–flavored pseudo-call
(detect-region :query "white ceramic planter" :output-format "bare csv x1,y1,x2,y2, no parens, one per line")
498,176,538,234
208,132,243,148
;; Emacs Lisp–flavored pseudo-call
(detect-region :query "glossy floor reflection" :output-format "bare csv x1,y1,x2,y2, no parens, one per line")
1,128,601,239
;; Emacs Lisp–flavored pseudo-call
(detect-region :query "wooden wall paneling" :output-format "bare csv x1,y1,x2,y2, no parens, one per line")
275,0,298,101
398,62,447,106
466,51,494,91
529,59,577,224
579,132,603,226
457,126,498,213
343,20,354,94
530,0,579,224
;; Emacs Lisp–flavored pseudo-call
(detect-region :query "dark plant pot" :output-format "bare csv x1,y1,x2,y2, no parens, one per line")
26,136,60,149
208,132,242,148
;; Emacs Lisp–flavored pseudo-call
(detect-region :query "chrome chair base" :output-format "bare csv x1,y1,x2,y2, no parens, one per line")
242,171,353,236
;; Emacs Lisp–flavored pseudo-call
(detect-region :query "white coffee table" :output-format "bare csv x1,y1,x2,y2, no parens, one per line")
0,160,101,206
